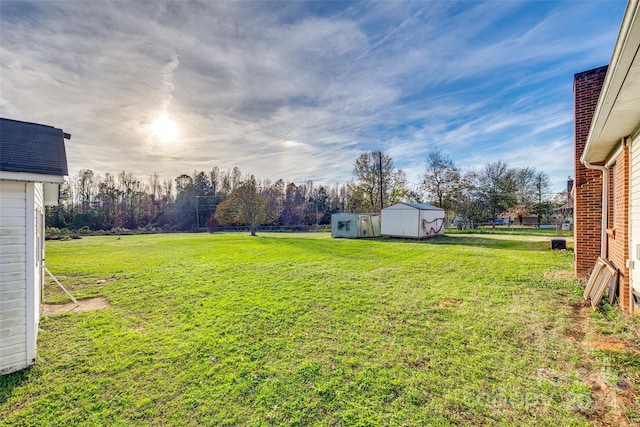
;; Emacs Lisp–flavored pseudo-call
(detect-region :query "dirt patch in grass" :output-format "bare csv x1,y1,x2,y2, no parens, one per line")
627,339,640,353
42,297,110,316
544,270,575,281
587,334,628,352
438,299,462,308
580,368,628,427
563,299,639,426
565,300,590,342
75,277,118,289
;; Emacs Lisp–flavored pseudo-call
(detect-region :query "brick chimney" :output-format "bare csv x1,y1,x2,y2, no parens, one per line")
574,66,608,278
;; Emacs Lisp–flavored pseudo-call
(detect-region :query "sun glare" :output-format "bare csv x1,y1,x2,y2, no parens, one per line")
151,115,178,143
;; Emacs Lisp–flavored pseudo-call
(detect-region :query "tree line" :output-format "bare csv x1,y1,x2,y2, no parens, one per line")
420,149,568,228
46,149,568,233
47,166,349,233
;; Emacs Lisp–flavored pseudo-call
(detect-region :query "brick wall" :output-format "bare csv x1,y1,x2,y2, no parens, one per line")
574,66,608,278
608,148,630,310
574,66,634,313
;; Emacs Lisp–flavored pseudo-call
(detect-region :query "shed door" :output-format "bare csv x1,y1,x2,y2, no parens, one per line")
630,135,640,307
35,208,44,305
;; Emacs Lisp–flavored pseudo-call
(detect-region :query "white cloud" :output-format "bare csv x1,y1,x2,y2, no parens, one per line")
0,0,627,193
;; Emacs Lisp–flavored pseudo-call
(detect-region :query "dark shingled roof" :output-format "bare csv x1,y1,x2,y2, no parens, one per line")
0,118,69,176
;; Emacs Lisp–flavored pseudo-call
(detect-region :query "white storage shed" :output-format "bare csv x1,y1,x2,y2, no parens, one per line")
331,213,381,238
381,203,445,239
1,118,69,374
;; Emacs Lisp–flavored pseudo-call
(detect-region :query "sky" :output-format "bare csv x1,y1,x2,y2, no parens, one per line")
0,0,629,195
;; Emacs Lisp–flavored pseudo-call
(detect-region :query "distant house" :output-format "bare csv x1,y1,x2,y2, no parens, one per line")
381,203,445,239
574,0,640,314
1,118,70,374
331,213,381,238
519,215,539,226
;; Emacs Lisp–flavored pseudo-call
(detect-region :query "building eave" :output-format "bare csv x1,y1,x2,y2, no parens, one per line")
0,171,66,184
582,0,640,164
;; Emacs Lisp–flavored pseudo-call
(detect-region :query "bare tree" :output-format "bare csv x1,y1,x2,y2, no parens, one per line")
210,166,220,195
421,148,461,215
349,151,408,212
75,169,96,212
149,173,162,201
231,166,242,191
96,173,119,227
450,170,481,229
280,182,308,226
476,161,517,227
263,178,285,226
548,190,573,234
162,179,174,203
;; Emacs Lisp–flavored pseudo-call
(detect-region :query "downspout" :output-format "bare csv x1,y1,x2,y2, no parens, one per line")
581,160,608,258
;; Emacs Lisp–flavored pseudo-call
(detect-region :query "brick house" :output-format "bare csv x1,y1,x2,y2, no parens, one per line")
574,0,639,314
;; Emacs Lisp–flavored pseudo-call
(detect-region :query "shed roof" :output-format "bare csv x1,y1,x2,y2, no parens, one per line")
386,202,444,211
1,118,69,176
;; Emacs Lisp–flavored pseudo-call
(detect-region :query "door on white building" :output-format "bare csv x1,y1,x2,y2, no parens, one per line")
35,207,44,304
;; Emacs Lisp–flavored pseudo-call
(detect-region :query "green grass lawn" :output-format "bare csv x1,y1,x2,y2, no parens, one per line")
1,232,638,426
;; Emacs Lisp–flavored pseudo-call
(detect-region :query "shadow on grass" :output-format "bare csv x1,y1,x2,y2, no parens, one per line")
364,233,572,251
0,366,34,404
448,228,571,236
376,235,554,251
260,232,569,253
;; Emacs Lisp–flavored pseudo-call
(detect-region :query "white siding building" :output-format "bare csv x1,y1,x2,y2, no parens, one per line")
381,203,445,239
1,118,69,374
